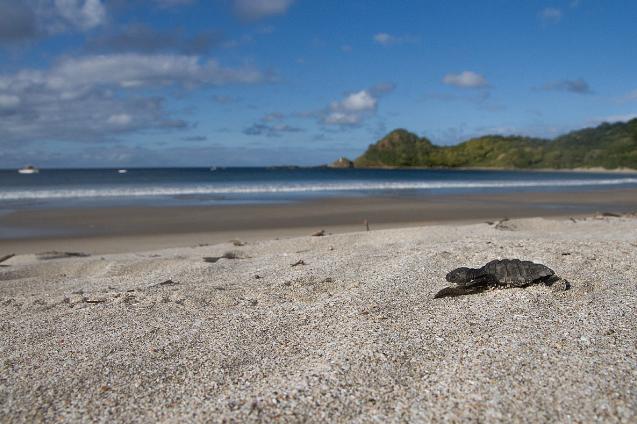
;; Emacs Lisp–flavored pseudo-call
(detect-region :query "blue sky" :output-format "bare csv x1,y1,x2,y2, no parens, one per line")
0,0,636,167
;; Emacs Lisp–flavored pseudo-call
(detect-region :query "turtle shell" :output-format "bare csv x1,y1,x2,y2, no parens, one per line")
480,259,555,286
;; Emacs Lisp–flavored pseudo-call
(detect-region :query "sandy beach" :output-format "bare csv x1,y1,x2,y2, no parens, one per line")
1,212,636,422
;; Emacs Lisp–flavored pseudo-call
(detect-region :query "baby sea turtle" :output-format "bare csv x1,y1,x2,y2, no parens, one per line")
435,259,569,298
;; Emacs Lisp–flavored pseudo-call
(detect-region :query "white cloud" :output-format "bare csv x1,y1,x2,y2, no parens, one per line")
0,94,20,108
336,90,377,112
372,32,417,46
1,0,109,38
107,113,132,126
0,53,269,143
54,0,106,30
442,71,488,88
321,86,394,127
539,7,562,24
233,0,295,21
324,111,362,125
45,54,265,89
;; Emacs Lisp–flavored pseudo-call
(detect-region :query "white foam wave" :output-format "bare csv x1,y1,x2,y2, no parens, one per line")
1,178,637,200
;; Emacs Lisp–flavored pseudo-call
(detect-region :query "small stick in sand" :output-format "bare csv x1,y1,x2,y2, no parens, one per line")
203,251,243,263
0,254,15,264
84,298,107,304
152,279,179,287
291,259,306,267
494,218,515,231
600,212,621,217
364,219,370,231
594,211,621,219
311,230,325,237
37,251,90,260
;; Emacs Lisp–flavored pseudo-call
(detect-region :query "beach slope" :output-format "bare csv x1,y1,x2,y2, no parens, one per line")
1,215,636,422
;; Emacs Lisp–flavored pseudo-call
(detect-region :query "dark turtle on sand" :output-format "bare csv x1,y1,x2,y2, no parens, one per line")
435,259,569,298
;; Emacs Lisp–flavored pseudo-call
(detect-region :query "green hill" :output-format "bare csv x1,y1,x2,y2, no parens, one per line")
354,118,637,170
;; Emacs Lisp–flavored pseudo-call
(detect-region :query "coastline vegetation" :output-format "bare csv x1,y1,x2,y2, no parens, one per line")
353,118,637,170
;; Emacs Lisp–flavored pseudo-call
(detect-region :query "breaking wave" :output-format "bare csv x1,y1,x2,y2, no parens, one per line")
2,178,637,200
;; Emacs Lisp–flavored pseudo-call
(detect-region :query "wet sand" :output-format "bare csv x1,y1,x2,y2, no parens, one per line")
1,188,637,254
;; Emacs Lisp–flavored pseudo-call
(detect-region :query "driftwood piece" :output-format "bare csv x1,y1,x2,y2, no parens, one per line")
595,211,621,218
151,279,179,288
37,251,90,260
203,251,243,263
494,218,515,231
0,254,15,264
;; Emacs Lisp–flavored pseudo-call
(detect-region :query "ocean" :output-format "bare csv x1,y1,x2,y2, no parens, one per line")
1,167,637,210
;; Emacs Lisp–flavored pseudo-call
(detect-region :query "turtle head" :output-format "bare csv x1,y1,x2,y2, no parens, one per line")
446,267,472,284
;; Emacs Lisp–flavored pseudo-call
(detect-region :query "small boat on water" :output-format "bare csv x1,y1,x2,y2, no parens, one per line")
117,169,128,174
18,165,39,174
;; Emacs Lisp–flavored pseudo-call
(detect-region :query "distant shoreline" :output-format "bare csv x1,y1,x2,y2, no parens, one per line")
2,188,637,254
344,165,637,173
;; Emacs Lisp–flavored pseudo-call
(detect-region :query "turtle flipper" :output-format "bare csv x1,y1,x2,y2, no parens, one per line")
545,276,570,292
434,285,489,298
456,274,496,287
